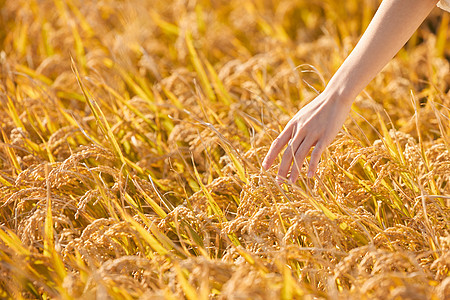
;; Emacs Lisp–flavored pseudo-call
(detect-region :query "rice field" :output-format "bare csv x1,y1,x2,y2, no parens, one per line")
0,0,449,299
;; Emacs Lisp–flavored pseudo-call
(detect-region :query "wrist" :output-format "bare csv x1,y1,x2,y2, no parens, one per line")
322,82,357,106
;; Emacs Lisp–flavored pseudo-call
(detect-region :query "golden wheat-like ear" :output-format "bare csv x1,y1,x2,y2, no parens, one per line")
0,0,449,298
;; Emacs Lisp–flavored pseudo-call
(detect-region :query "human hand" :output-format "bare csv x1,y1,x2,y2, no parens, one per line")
261,91,353,183
260,0,438,184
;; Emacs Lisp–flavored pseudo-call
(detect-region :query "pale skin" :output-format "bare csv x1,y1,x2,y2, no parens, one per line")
261,0,440,184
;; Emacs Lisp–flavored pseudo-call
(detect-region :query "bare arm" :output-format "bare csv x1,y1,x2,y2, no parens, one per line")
327,0,439,99
262,0,440,183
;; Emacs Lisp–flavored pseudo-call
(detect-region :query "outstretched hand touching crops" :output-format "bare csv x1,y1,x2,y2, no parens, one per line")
262,0,441,182
261,91,353,183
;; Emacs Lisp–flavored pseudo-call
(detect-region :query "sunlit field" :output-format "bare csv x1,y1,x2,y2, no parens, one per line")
0,0,449,298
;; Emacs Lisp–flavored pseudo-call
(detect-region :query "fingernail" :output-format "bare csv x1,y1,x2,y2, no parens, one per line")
307,170,314,178
261,160,268,170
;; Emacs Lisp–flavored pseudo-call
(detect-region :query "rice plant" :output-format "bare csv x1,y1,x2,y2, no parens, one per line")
0,0,448,299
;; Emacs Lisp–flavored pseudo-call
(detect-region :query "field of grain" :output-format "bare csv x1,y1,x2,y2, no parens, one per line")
0,0,449,299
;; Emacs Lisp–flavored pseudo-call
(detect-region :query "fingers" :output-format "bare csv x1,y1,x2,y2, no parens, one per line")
277,128,306,181
262,122,325,183
277,139,301,182
288,138,315,183
262,126,293,170
307,141,325,178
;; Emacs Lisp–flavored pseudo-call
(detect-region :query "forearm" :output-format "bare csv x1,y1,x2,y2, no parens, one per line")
263,0,440,179
326,0,439,101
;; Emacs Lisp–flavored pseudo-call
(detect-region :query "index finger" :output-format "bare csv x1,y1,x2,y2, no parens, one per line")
262,128,293,170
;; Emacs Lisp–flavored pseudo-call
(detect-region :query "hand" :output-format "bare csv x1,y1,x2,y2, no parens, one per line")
260,0,438,184
261,91,353,183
